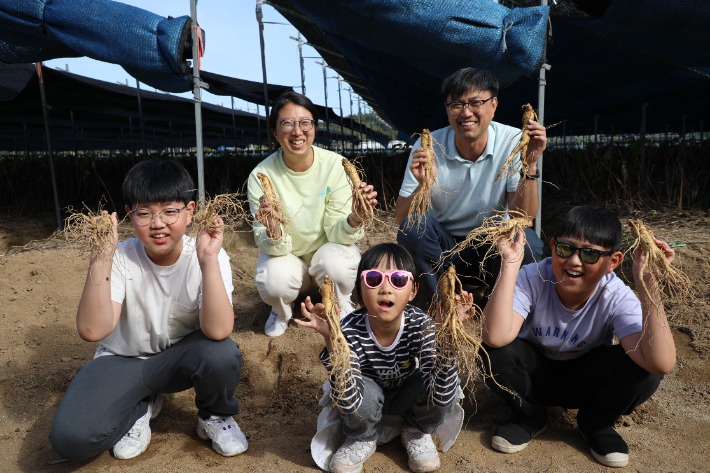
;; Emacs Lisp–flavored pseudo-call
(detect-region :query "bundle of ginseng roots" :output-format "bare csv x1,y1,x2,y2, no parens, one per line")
425,266,485,395
627,219,693,312
61,204,120,261
188,193,249,238
404,129,440,232
320,275,356,410
496,103,537,192
438,210,533,278
256,172,291,238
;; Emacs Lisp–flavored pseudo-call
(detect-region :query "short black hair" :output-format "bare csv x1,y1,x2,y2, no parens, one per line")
355,243,419,305
122,159,196,209
440,68,499,102
268,91,319,139
553,205,623,252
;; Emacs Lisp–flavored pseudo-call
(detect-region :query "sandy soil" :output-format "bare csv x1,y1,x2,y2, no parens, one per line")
1,209,709,473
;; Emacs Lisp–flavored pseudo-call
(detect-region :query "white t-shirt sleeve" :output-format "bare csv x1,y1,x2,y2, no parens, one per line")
512,264,536,318
110,245,127,305
198,247,234,308
608,285,643,340
398,137,422,199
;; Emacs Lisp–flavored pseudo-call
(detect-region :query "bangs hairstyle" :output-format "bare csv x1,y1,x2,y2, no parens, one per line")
553,204,623,252
122,159,196,209
269,91,319,136
440,68,499,102
355,243,419,304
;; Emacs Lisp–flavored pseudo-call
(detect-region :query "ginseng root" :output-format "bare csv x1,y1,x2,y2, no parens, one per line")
62,204,119,261
496,104,538,190
404,129,437,231
342,157,374,224
628,219,693,310
426,266,485,395
320,275,356,411
256,172,290,236
438,210,533,277
189,193,249,238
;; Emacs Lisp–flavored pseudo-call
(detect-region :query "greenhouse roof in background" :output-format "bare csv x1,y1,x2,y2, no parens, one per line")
271,0,710,137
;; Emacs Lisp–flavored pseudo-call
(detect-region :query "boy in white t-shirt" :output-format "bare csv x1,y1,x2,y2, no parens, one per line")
50,160,247,462
481,205,676,468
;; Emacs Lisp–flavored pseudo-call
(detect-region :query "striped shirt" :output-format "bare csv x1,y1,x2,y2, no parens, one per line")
319,305,459,414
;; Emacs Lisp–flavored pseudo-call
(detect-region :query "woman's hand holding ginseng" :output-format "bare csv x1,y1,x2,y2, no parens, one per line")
351,182,377,224
196,216,224,264
410,147,437,187
255,194,283,239
497,229,526,265
295,296,338,345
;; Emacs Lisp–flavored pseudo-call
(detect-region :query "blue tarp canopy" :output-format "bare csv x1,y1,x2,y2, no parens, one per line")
272,0,710,136
0,0,198,92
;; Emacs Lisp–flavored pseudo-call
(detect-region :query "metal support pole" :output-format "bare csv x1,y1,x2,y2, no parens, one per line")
534,62,549,237
135,79,148,156
640,102,647,183
347,89,354,150
191,0,205,199
317,61,330,147
231,97,238,150
35,63,63,230
257,104,262,150
337,77,343,152
256,0,272,149
289,32,306,94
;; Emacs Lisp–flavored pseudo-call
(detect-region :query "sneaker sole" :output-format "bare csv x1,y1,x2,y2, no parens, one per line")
408,456,441,472
113,429,151,460
492,425,547,453
329,444,376,473
590,448,629,468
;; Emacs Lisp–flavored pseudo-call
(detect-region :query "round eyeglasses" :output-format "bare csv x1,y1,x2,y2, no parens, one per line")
130,206,187,226
279,118,315,133
445,97,494,115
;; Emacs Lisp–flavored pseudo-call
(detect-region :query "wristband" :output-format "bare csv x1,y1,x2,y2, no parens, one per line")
521,171,540,180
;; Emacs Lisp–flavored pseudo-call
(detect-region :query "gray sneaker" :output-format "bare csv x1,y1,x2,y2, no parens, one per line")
400,426,440,472
329,437,376,473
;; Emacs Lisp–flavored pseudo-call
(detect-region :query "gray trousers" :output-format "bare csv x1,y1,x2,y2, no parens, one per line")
341,371,456,441
50,330,242,462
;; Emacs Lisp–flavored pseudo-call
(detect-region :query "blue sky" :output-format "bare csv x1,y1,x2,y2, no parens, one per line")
45,0,359,117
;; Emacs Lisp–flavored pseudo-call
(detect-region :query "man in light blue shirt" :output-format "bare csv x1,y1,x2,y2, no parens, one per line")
396,68,546,302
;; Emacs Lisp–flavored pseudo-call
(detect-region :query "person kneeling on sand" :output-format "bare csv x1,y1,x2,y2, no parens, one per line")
50,160,247,462
298,243,470,473
481,205,676,468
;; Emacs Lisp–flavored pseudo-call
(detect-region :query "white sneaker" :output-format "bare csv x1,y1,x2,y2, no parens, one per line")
264,308,289,337
329,437,377,473
112,399,155,460
401,426,440,472
196,415,248,457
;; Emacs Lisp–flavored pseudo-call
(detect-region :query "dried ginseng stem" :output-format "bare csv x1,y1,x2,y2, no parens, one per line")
628,219,693,309
404,129,436,231
438,210,533,275
320,275,356,411
342,157,374,223
62,205,117,261
189,193,249,237
426,266,484,396
496,104,537,190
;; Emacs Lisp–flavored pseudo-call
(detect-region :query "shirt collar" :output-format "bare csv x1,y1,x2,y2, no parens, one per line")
447,123,496,163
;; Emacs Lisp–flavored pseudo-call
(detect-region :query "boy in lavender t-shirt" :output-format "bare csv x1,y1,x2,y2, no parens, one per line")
481,205,677,468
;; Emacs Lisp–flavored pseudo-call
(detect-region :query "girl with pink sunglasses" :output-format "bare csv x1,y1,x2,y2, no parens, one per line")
297,243,473,473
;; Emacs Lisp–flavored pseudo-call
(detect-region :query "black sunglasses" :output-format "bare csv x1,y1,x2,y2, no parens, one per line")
553,241,613,264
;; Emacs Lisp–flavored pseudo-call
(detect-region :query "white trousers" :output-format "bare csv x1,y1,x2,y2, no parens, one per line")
254,243,361,321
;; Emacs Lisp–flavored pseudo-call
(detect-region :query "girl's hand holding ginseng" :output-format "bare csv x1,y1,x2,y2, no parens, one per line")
295,296,338,340
351,182,377,224
496,229,525,265
255,194,283,239
196,216,224,263
410,147,437,187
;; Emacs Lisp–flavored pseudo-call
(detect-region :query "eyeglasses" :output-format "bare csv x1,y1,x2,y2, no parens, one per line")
361,270,413,290
553,241,613,264
130,206,187,226
445,97,494,115
279,118,315,133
